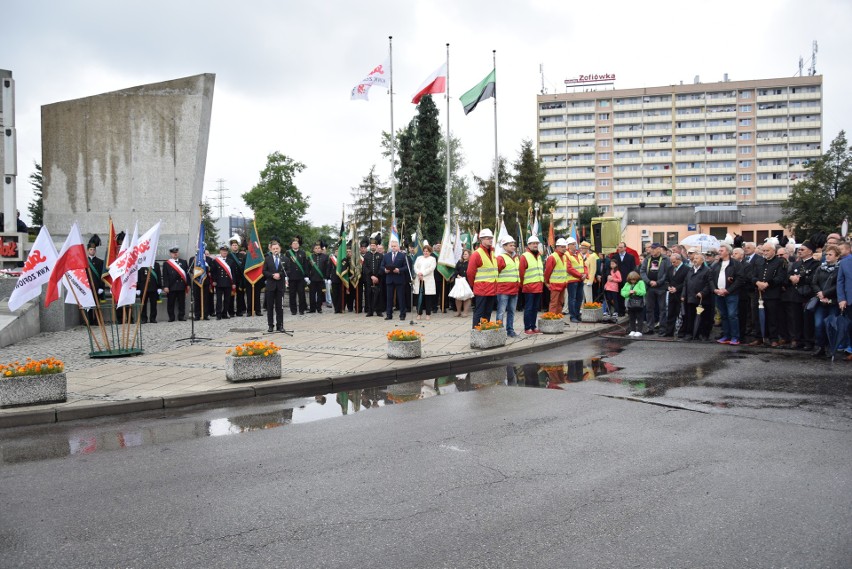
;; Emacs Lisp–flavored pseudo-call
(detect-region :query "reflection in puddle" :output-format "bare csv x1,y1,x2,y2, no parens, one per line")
0,357,623,465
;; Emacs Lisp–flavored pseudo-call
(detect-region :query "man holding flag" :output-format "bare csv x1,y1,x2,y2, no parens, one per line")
242,222,265,317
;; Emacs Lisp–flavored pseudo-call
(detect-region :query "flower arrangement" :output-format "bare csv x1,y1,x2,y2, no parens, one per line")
226,340,281,357
540,312,564,320
474,318,503,331
582,302,603,309
387,330,423,342
0,357,65,378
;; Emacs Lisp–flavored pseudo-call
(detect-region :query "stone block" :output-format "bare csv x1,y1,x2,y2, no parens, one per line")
386,339,421,359
0,372,66,408
470,328,507,350
226,354,282,382
537,318,564,334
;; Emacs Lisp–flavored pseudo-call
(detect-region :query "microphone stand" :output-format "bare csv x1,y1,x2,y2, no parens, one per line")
177,265,211,344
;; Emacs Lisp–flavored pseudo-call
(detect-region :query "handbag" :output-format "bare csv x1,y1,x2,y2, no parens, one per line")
627,295,644,309
805,296,819,312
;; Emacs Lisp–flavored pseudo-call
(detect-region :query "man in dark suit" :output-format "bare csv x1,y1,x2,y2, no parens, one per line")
662,253,688,337
682,253,712,341
262,237,286,332
86,236,105,323
137,262,162,324
210,245,238,320
163,247,189,322
307,241,328,313
362,236,384,317
611,241,637,316
284,236,309,315
227,236,246,317
381,240,409,320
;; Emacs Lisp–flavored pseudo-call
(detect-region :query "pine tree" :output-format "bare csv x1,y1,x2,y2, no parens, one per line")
242,152,310,244
27,161,43,227
350,165,391,238
473,156,511,231
780,131,852,240
410,95,445,242
201,201,219,251
439,133,474,230
511,139,555,225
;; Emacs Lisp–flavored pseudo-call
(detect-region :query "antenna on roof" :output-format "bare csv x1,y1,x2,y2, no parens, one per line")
539,63,547,95
809,40,818,75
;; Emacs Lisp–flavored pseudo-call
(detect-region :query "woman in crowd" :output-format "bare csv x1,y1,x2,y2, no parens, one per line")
812,245,840,358
413,245,437,320
621,271,646,337
449,249,474,317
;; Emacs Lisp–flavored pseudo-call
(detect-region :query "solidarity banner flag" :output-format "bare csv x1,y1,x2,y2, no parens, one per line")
63,268,96,308
351,59,390,101
110,230,130,303
116,225,140,309
45,223,89,308
243,221,264,285
459,68,496,115
135,221,162,270
412,63,447,104
8,227,58,311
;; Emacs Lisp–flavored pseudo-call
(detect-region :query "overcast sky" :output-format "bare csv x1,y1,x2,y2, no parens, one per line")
5,0,851,229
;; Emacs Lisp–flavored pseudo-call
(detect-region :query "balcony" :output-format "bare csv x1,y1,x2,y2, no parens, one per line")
756,108,791,117
539,135,566,143
565,119,596,127
614,103,643,111
566,132,595,141
675,98,706,107
675,182,707,190
705,166,737,175
675,126,705,135
788,104,821,115
613,156,642,165
539,107,567,117
675,139,708,149
705,125,736,134
542,159,567,168
613,196,644,205
642,128,673,137
613,169,642,178
787,134,821,144
756,94,789,103
643,183,674,191
757,178,790,187
757,164,788,173
643,155,674,165
565,158,595,167
788,91,821,101
675,111,707,121
706,180,737,189
705,137,737,146
643,99,673,110
756,150,789,158
565,171,596,180
706,96,737,105
675,194,709,204
613,116,643,125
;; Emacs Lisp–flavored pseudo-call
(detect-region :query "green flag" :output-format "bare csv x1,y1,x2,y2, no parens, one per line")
243,221,265,285
460,68,496,115
335,217,350,289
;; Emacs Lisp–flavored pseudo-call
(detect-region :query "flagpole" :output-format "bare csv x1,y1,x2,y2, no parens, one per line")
65,274,103,353
445,42,451,223
389,35,397,227
493,49,499,229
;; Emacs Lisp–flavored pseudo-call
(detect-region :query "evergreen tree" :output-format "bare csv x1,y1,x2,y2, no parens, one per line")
27,161,43,227
578,205,603,240
411,95,445,241
439,133,474,230
473,156,511,231
242,152,309,244
780,131,852,240
395,122,418,232
511,139,554,226
201,201,219,251
349,165,390,238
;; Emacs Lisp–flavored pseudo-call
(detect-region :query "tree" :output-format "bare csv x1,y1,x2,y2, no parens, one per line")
439,133,474,231
511,139,554,227
472,156,511,231
242,152,309,245
410,95,445,241
780,131,852,240
350,165,391,239
394,122,417,231
27,161,43,227
201,201,219,252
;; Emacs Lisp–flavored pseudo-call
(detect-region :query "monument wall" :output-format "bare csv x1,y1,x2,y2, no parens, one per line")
42,74,215,258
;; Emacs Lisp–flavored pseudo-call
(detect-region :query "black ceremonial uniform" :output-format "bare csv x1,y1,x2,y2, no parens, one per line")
210,254,238,319
163,257,190,321
362,249,384,316
228,249,247,316
307,251,329,313
137,263,162,324
285,248,309,315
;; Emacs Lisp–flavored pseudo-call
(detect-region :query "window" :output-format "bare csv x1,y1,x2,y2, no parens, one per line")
738,160,752,168
739,104,752,112
599,100,610,107
740,90,752,99
598,166,610,173
598,180,611,187
739,187,752,195
739,132,752,140
598,113,610,120
739,146,753,154
598,139,610,148
740,174,752,181
598,126,610,134
597,152,611,160
739,118,752,126
597,192,611,200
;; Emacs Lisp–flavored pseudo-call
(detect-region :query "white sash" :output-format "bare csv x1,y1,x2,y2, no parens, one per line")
213,256,233,281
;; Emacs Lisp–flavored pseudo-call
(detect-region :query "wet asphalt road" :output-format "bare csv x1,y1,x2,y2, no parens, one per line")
1,337,850,568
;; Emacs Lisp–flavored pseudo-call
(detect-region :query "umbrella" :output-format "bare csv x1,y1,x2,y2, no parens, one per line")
693,304,705,339
757,291,766,341
681,234,721,252
825,309,851,362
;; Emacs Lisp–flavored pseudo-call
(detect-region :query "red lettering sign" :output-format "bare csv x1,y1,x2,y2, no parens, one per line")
22,248,46,272
0,240,18,258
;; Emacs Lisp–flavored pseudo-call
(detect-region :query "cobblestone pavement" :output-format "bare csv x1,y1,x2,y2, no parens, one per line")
0,309,613,422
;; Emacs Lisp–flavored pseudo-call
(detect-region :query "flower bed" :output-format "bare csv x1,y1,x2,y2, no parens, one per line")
537,312,564,334
580,302,604,323
0,358,67,408
471,320,507,349
226,341,282,382
387,330,423,359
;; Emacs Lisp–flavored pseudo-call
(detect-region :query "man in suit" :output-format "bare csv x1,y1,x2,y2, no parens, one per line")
137,261,162,324
263,237,286,332
284,236,309,315
227,236,246,317
381,239,409,320
210,245,237,320
749,242,786,346
662,253,688,337
682,253,712,341
307,241,328,313
163,247,190,322
741,241,762,342
709,244,745,345
362,235,384,317
86,236,105,324
612,241,637,316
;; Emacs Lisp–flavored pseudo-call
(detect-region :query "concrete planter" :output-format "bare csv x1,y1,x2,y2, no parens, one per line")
470,328,507,349
581,307,604,323
226,354,282,382
387,339,422,359
0,373,67,408
537,318,564,334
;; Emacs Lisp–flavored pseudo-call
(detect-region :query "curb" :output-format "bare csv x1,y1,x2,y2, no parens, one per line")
0,324,617,428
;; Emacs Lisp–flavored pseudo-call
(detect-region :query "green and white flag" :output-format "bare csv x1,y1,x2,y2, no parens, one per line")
460,68,496,115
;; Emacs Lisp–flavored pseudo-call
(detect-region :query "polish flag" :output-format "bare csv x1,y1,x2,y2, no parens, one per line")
110,230,130,303
411,63,447,104
44,223,89,308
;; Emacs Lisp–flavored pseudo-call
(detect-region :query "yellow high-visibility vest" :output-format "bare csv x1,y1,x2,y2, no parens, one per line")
473,247,498,283
549,253,568,284
522,251,543,283
497,254,520,283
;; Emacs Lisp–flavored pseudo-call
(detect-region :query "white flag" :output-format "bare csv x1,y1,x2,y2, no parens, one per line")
7,227,59,311
62,268,97,308
116,226,140,308
453,223,463,263
136,221,162,269
350,59,390,101
438,222,456,267
494,221,511,256
109,222,139,281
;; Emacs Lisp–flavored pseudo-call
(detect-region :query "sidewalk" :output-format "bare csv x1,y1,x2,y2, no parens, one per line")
0,310,616,427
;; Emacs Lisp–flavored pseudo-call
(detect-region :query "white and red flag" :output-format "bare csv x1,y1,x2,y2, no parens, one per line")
7,227,58,311
116,225,140,309
44,223,89,308
411,62,447,104
109,230,130,303
63,268,96,308
135,221,162,269
351,59,390,101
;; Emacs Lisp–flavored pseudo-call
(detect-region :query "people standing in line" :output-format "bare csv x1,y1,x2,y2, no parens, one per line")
639,242,671,334
709,243,744,346
621,271,646,337
307,241,328,314
162,247,189,322
544,238,569,315
227,236,246,317
284,237,309,316
495,236,520,338
262,237,285,332
449,249,474,318
611,241,637,317
519,236,544,335
466,229,498,327
413,245,437,320
662,253,687,337
381,239,409,321
563,238,586,323
362,236,384,317
811,245,841,358
682,253,712,341
603,258,622,320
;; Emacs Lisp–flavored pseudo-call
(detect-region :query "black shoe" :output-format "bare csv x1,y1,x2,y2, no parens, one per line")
150,320,157,324
366,313,373,317
400,315,406,321
299,311,305,315
277,327,284,332
236,313,244,317
203,316,210,320
221,315,229,320
178,317,186,321
811,347,826,358
291,312,297,316
316,309,322,313
168,319,175,322
385,315,392,320
376,313,384,318
267,326,274,332
255,313,263,317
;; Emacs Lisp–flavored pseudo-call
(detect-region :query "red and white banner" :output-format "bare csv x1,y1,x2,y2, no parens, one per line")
116,226,140,309
63,268,96,308
166,258,187,284
45,223,89,308
412,62,447,104
110,230,130,303
213,256,233,281
109,220,161,281
8,227,58,311
351,59,390,101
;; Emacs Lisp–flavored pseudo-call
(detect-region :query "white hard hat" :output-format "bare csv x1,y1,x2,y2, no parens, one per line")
566,237,577,245
500,236,515,246
479,229,494,238
527,235,540,244
229,234,242,245
555,238,568,247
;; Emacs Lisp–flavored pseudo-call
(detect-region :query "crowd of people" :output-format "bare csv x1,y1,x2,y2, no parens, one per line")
81,228,852,359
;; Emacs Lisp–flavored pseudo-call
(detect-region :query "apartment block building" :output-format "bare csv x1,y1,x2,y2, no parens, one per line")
536,75,823,226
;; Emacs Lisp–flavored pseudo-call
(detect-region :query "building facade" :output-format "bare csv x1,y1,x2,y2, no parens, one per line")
536,75,823,227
